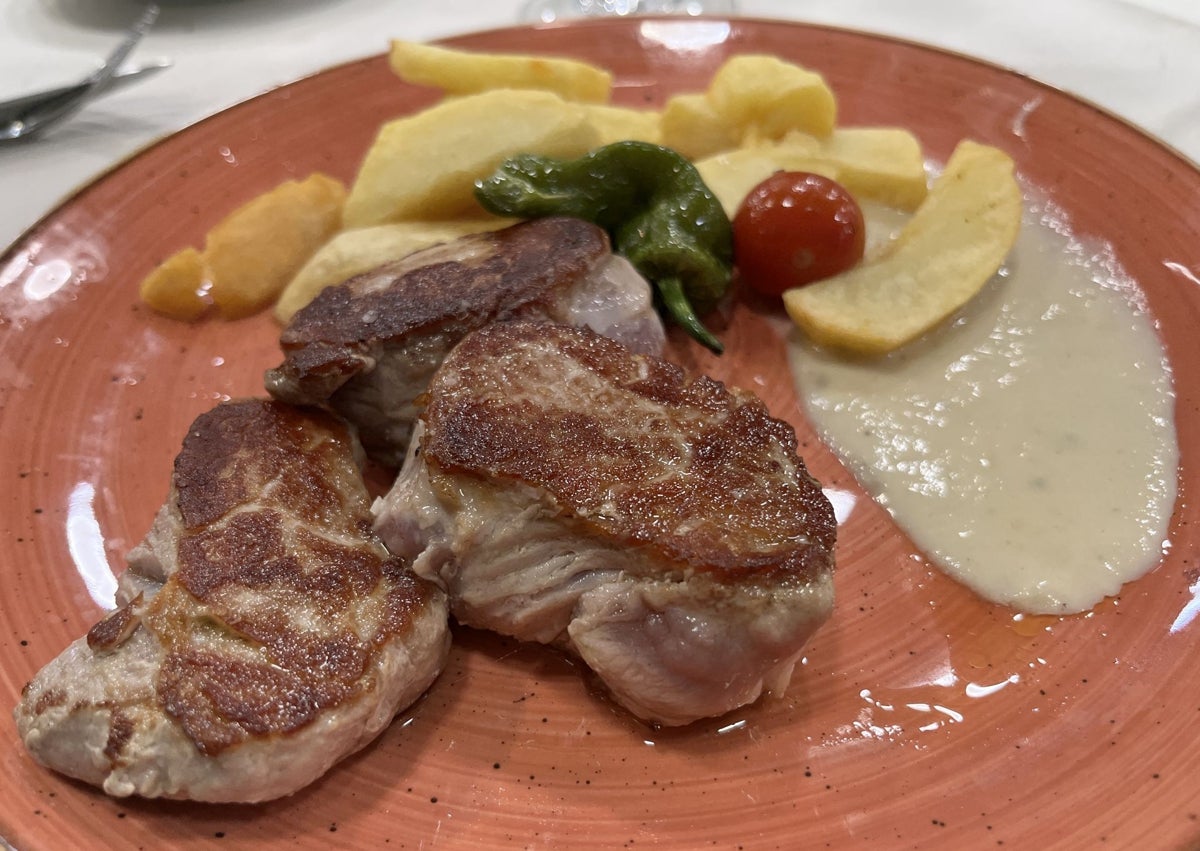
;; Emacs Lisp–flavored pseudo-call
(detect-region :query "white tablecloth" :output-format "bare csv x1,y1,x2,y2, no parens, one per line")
1,0,1197,250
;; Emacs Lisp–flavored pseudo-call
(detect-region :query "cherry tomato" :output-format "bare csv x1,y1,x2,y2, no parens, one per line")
732,171,866,295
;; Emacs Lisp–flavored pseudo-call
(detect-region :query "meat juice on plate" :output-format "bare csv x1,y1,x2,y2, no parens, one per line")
788,196,1178,614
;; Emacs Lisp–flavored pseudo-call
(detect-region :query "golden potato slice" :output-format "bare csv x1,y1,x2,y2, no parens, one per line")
389,40,612,103
343,89,599,228
659,93,740,160
784,140,1022,356
697,128,927,216
820,127,928,211
694,139,832,218
583,103,662,146
275,218,512,323
138,246,209,321
205,173,346,319
707,55,837,140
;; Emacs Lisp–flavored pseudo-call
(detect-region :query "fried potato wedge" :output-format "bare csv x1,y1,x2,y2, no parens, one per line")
275,218,512,323
707,55,837,141
659,93,740,160
205,173,346,319
695,127,927,218
784,140,1022,356
694,139,832,218
584,103,662,146
820,127,928,211
138,246,209,321
343,89,599,228
389,40,612,103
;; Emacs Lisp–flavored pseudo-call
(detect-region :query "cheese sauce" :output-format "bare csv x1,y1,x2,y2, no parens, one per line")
788,198,1178,614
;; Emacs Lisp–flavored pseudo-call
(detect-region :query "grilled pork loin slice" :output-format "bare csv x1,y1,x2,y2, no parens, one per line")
14,400,449,802
373,321,836,726
265,216,666,467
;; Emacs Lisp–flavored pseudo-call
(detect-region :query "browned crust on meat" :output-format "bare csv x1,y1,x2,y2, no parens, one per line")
33,688,68,714
86,595,142,652
104,709,134,762
157,647,354,756
421,322,836,583
144,400,439,755
266,217,610,404
172,401,360,529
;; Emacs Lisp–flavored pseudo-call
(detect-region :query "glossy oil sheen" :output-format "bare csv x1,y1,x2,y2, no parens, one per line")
2,17,1200,851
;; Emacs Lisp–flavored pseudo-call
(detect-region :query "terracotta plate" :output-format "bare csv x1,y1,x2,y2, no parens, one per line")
2,17,1199,850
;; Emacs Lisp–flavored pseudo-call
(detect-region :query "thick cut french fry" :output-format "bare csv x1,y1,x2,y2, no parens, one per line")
694,137,830,217
784,141,1022,356
707,55,837,140
659,93,740,160
343,89,599,228
275,219,512,323
389,40,613,103
695,128,929,217
583,103,662,147
205,173,346,319
820,127,928,211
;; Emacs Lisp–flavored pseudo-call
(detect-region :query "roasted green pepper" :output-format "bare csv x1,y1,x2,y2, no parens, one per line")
474,141,733,353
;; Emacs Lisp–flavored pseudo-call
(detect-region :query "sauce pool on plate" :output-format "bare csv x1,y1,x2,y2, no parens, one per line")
788,197,1178,614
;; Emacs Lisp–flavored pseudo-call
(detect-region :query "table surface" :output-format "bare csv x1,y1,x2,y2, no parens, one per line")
0,0,1198,251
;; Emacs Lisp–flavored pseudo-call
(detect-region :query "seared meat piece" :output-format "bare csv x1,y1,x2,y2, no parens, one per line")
373,322,835,726
14,400,449,802
265,216,665,466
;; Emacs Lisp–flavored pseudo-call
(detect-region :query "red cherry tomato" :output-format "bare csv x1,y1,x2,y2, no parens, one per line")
732,171,866,296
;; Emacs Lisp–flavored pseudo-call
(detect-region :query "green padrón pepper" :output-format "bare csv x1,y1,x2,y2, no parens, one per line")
474,141,733,353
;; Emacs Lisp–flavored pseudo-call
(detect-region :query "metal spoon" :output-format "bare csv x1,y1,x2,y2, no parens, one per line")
0,3,161,143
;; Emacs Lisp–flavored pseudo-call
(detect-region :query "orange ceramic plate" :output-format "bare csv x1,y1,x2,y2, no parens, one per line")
2,17,1199,850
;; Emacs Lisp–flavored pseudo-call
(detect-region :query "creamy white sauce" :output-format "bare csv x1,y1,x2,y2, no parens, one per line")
789,197,1178,614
